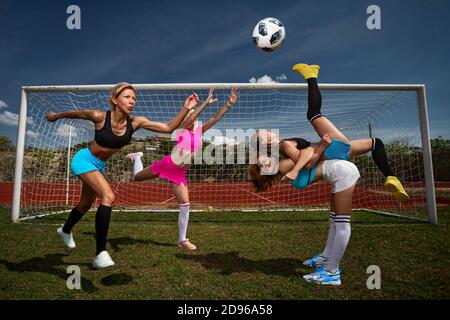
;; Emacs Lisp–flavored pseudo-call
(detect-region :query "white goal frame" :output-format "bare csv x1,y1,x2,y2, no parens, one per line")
11,83,437,224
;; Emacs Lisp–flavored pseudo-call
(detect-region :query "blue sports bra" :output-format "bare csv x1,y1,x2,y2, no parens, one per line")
94,111,133,149
290,164,317,189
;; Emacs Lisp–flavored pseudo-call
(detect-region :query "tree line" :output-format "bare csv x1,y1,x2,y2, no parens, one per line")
0,135,449,183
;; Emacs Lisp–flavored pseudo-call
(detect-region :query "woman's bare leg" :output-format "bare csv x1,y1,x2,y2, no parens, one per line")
348,138,373,157
311,117,350,143
301,72,350,142
78,171,115,206
125,152,157,181
332,184,355,215
134,166,157,181
173,182,190,204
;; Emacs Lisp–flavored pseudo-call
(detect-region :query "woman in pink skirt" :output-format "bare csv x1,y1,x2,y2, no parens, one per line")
126,88,239,250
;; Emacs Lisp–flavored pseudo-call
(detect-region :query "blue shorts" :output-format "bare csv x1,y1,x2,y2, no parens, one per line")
290,164,317,189
71,148,107,175
324,139,351,160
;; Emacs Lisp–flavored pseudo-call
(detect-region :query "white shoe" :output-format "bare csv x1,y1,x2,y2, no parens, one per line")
303,268,341,286
93,251,115,269
57,225,76,249
125,152,143,161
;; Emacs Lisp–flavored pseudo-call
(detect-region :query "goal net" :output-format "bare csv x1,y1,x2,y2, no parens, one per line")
12,83,436,222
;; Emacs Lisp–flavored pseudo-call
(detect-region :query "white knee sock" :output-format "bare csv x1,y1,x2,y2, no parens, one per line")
321,212,336,259
178,203,190,243
326,215,351,272
132,155,144,178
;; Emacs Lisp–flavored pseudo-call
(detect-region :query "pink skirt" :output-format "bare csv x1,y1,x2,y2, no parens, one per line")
150,155,188,186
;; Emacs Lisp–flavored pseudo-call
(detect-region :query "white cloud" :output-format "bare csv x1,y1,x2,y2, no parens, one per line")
0,111,34,126
56,124,78,138
275,74,287,82
0,100,7,109
0,111,18,126
26,130,39,140
249,74,287,84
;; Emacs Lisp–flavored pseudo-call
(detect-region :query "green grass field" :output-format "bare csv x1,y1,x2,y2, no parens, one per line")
0,206,449,300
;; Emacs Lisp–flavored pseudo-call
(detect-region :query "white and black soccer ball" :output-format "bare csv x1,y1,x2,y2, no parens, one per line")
252,17,285,52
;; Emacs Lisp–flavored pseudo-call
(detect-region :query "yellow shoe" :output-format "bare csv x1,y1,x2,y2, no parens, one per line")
292,63,320,79
384,176,410,202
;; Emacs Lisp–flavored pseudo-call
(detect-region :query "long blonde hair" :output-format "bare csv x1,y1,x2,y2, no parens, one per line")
109,82,136,109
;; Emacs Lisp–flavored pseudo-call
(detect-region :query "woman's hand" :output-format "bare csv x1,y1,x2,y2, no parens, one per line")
46,112,58,122
184,93,200,110
226,88,239,107
321,133,332,147
281,169,299,182
205,88,218,105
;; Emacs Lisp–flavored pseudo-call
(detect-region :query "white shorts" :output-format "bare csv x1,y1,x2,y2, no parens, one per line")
322,160,360,193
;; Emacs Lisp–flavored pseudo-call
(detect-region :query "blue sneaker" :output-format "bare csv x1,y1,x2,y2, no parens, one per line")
302,264,325,281
302,254,329,267
303,268,341,286
303,264,325,282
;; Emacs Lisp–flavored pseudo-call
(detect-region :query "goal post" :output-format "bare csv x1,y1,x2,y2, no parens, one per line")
11,83,437,223
416,86,437,224
12,88,28,223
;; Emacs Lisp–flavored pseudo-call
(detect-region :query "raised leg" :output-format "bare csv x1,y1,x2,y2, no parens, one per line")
134,166,157,181
62,182,97,233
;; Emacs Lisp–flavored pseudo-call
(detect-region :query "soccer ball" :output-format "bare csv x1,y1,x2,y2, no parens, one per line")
252,17,285,52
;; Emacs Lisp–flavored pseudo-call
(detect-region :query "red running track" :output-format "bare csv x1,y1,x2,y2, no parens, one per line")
1,182,449,208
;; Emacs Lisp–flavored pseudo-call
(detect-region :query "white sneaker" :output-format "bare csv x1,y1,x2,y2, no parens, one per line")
93,251,115,269
125,152,143,161
57,225,76,248
303,268,341,286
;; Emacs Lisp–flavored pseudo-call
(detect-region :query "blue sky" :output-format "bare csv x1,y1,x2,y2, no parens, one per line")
1,0,449,143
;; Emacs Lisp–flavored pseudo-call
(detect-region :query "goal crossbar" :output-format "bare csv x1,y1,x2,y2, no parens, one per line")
21,83,425,92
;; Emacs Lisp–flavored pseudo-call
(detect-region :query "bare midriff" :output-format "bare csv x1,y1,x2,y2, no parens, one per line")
88,140,122,162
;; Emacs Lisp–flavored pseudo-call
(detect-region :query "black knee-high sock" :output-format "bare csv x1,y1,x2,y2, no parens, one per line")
372,138,395,177
95,205,112,255
306,78,323,123
63,207,84,234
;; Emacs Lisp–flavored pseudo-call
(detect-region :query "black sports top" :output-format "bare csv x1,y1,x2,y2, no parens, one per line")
279,137,311,150
94,111,133,149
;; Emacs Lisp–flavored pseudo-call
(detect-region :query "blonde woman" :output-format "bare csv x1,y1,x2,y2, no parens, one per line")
46,82,200,268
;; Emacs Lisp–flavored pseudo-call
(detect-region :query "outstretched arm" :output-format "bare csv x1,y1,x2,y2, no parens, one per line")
181,88,217,129
202,88,239,132
46,110,104,124
281,146,315,182
136,93,199,133
305,134,331,169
